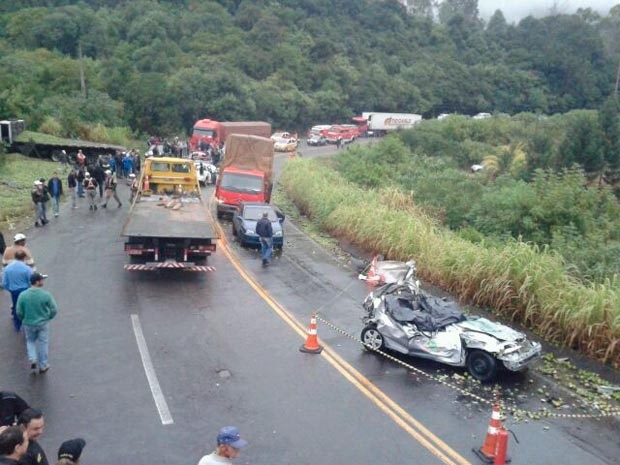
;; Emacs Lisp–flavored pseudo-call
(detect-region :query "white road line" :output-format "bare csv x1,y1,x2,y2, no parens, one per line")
131,314,174,425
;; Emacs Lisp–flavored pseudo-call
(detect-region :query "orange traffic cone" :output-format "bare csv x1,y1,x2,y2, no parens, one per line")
473,404,502,463
493,426,511,464
299,313,323,354
143,174,150,192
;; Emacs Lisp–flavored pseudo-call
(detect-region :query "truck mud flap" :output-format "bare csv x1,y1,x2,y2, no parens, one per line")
124,263,216,272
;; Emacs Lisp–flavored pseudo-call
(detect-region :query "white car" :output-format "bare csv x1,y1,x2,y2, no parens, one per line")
274,138,298,152
271,132,297,142
194,161,218,186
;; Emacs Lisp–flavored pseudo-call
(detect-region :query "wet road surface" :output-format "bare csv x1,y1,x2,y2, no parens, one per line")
0,145,618,464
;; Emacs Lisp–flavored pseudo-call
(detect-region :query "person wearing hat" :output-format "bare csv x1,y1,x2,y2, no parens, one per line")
128,173,138,203
47,172,63,218
101,170,122,209
56,438,85,465
82,172,98,211
16,272,56,374
2,234,34,268
2,251,34,332
197,426,247,464
31,181,48,228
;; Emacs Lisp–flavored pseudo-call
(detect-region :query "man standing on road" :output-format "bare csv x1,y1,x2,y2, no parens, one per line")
16,273,57,374
0,425,29,464
67,169,77,209
2,251,34,331
0,392,29,427
82,173,98,211
2,234,34,268
255,211,273,267
101,170,122,209
17,409,47,465
46,173,63,218
197,426,247,465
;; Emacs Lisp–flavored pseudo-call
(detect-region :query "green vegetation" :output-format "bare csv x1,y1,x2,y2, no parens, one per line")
331,114,620,283
0,154,60,224
0,1,619,137
279,157,620,367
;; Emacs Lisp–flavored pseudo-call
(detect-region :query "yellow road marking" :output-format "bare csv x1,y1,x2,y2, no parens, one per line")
214,218,471,465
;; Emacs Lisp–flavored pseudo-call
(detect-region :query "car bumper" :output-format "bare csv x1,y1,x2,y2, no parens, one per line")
240,234,284,248
500,341,542,371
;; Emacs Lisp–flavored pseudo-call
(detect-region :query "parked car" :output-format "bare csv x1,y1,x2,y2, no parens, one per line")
271,131,297,142
361,261,542,382
274,138,298,152
232,202,285,249
307,134,327,146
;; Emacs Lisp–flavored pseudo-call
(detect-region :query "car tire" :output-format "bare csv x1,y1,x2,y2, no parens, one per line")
361,326,385,351
466,349,498,382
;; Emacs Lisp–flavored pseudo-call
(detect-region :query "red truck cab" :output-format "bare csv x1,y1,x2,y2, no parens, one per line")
215,167,271,218
214,134,275,219
325,125,358,144
190,119,220,152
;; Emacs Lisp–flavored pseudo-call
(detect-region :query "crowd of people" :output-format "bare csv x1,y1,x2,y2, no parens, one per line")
1,146,250,464
0,391,86,465
29,149,143,223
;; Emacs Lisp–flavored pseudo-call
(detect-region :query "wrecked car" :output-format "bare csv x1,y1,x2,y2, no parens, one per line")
360,261,542,382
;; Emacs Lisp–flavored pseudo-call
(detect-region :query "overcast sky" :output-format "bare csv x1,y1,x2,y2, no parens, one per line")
477,0,619,21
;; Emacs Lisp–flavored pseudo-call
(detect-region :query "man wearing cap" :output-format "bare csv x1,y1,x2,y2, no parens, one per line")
16,273,57,374
0,425,29,464
197,426,247,464
101,170,122,209
46,173,63,218
2,235,34,268
2,251,34,331
0,391,29,427
82,173,98,211
56,438,85,465
30,182,47,228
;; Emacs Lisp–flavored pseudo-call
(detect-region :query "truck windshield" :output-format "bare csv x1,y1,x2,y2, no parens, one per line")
220,172,263,193
193,128,217,138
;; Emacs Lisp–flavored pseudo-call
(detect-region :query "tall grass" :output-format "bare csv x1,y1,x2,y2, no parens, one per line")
280,158,620,367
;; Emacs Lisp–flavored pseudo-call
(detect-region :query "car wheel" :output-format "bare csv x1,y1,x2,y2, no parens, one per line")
466,349,498,382
361,326,385,351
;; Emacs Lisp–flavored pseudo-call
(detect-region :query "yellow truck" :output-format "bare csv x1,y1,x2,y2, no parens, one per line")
121,157,218,271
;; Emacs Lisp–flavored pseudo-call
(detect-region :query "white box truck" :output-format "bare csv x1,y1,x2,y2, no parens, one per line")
363,112,422,136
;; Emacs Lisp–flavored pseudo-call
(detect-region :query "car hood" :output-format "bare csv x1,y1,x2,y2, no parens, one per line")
457,318,523,342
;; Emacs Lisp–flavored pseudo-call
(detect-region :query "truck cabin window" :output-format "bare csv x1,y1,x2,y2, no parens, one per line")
221,173,263,192
150,162,170,172
193,128,217,138
171,163,191,173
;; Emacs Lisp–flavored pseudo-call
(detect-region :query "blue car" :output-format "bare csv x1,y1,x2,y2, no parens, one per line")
232,202,285,249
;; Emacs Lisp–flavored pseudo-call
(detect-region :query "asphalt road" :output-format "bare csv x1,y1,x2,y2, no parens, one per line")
1,143,619,465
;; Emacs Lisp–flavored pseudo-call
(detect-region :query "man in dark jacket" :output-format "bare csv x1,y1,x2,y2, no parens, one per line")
67,169,77,209
0,426,29,464
17,408,48,465
46,173,63,218
255,211,273,267
0,392,29,427
90,164,105,199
